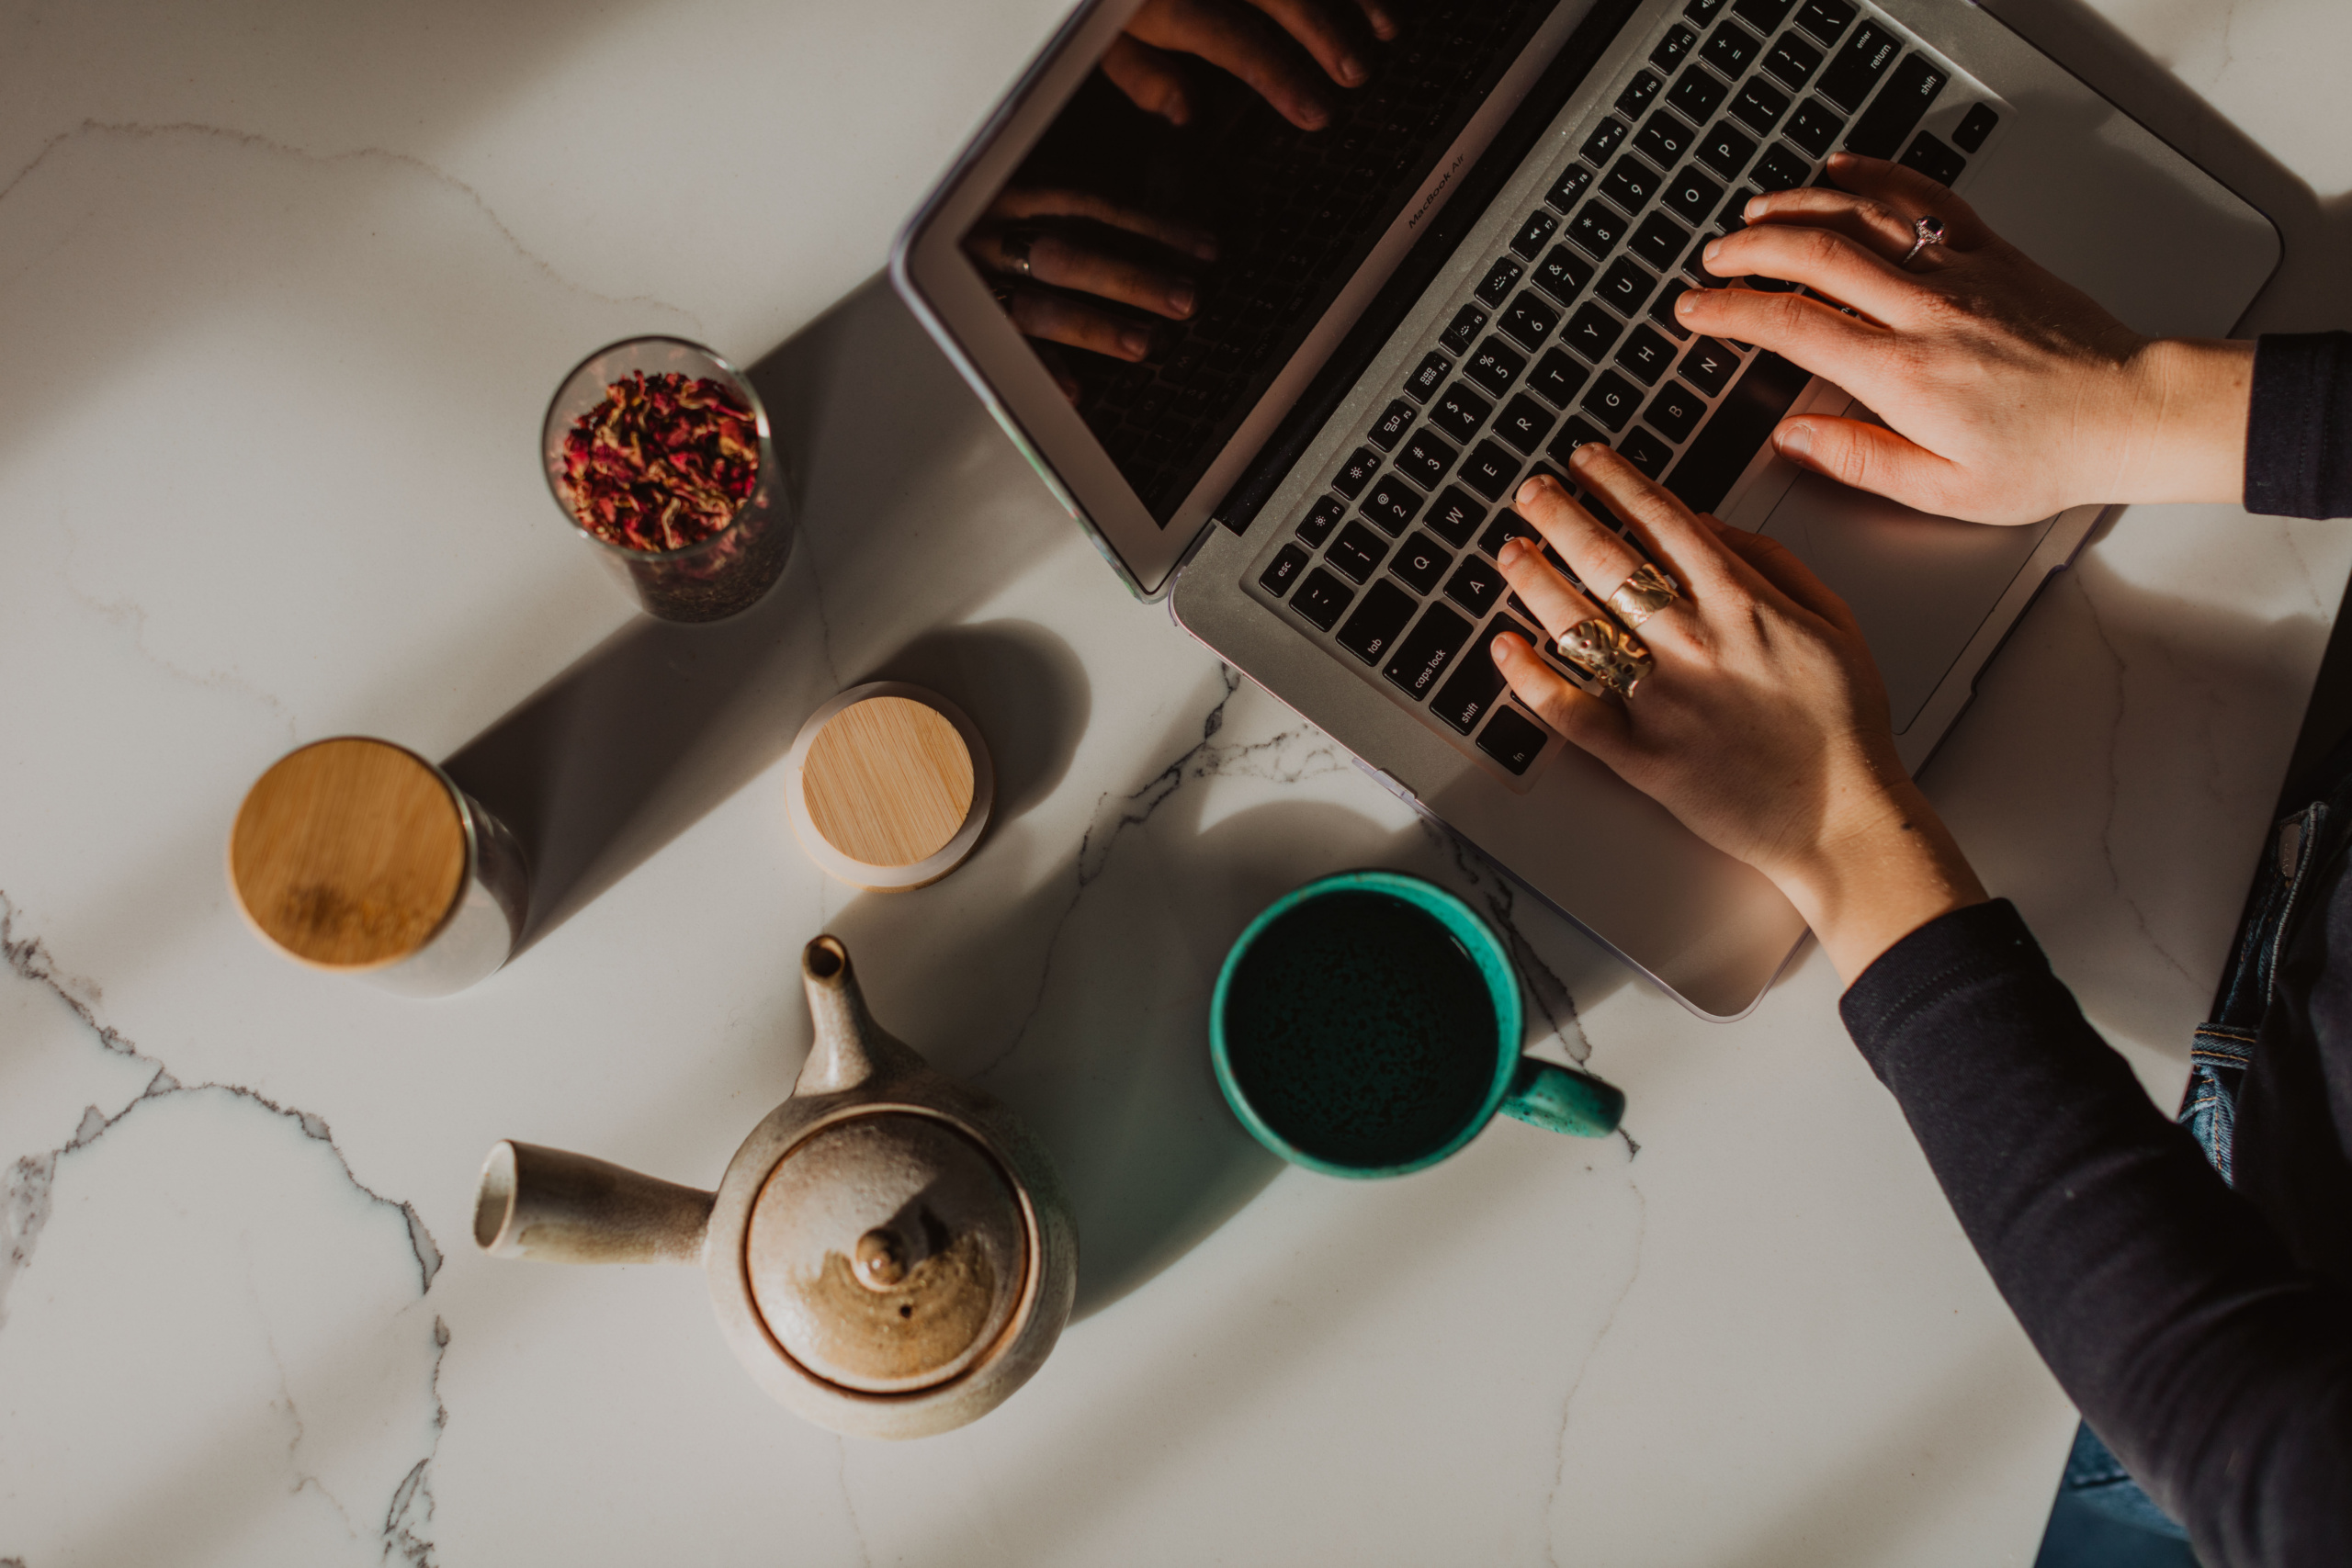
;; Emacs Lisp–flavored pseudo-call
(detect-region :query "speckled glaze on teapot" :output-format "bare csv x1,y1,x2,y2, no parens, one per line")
473,935,1078,1438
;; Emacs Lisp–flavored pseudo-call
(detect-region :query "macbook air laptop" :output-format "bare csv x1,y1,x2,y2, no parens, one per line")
893,0,2277,1018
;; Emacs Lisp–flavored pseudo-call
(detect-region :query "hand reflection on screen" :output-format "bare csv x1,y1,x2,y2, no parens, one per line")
1110,0,1399,130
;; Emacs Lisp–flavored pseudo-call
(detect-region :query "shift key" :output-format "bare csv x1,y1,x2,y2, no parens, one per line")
1383,603,1473,700
1336,580,1419,665
1844,53,1947,158
1432,629,1510,733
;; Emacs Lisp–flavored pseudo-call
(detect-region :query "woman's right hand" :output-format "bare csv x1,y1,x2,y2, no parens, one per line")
1491,446,1987,980
1677,153,2253,525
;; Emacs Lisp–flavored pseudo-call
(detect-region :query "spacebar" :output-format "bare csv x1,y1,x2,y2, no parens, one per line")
1663,351,1815,516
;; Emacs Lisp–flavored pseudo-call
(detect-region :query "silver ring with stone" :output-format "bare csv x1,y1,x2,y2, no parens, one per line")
1000,230,1036,279
1900,216,1946,269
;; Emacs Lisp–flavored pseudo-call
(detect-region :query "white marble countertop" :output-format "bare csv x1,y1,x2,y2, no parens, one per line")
6,2,2350,1562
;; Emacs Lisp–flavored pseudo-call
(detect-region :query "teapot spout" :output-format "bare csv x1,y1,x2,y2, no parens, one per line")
474,1141,713,1265
796,934,922,1095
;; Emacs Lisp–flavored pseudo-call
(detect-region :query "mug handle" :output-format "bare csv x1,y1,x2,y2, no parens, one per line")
1500,1059,1624,1138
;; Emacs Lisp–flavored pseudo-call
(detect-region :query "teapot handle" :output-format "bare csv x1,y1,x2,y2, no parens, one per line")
474,1141,714,1265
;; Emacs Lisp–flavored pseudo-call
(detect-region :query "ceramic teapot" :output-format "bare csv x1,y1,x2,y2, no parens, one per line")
472,934,1078,1438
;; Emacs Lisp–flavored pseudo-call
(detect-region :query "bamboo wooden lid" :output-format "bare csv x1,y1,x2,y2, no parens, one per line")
229,738,467,970
786,685,993,891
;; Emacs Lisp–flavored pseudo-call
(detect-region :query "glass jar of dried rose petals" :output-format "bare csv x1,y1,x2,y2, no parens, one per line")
541,336,794,623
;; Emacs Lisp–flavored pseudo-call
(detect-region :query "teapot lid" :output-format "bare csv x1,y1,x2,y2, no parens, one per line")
744,1111,1029,1393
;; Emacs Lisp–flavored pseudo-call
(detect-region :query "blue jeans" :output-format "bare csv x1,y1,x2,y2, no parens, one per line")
2056,761,2352,1540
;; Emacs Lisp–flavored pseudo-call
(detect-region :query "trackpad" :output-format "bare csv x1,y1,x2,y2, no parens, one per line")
1759,473,2054,731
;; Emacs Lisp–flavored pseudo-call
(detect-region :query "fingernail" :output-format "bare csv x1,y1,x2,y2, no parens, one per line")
1338,55,1368,85
1675,289,1698,315
1498,536,1529,565
1168,283,1196,317
1702,239,1723,265
1516,477,1543,505
1121,327,1151,358
1490,634,1515,661
1777,423,1812,459
1298,101,1330,129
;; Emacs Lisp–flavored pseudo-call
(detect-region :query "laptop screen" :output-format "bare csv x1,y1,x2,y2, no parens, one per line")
958,0,1566,530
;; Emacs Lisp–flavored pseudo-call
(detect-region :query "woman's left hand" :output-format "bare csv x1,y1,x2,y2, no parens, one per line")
1490,446,1987,978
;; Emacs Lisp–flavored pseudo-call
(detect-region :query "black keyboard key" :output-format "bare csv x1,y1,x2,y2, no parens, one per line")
1668,66,1729,126
1952,102,1999,153
1702,21,1762,81
1616,70,1666,118
1579,117,1630,164
1498,290,1562,351
1563,301,1626,362
1478,508,1539,558
1763,30,1826,91
1651,23,1699,73
1299,495,1346,547
1615,324,1679,385
1598,256,1659,316
1663,164,1725,225
1646,379,1708,442
1428,382,1493,443
1396,428,1460,491
1733,0,1794,25
1753,143,1812,191
1510,211,1561,262
1384,603,1473,700
1601,156,1663,215
1567,200,1628,259
1545,415,1611,466
1651,276,1695,339
1636,110,1698,172
1794,0,1856,45
1464,337,1528,398
1328,519,1389,583
1688,226,1734,286
1334,446,1379,498
1293,569,1353,631
1477,705,1548,774
1441,304,1488,355
1433,631,1510,734
1461,441,1523,502
1847,54,1949,159
1390,532,1453,596
1494,393,1558,455
1476,257,1525,307
1444,554,1507,616
1664,349,1813,513
1697,121,1759,180
1581,370,1644,432
1532,245,1596,304
1368,400,1416,451
1426,487,1487,547
1362,473,1425,535
1736,77,1792,137
1900,130,1966,186
1684,0,1731,22
1529,348,1592,407
1261,543,1312,597
1720,185,1763,227
1336,579,1418,665
1631,210,1690,271
1619,426,1676,478
1783,97,1843,157
1405,351,1451,402
1546,163,1595,212
1815,20,1893,109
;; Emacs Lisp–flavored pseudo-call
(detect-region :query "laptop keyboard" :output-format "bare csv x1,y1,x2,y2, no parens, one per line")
1250,0,2004,784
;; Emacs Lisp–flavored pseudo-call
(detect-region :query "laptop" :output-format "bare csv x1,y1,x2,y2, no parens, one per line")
892,0,2277,1018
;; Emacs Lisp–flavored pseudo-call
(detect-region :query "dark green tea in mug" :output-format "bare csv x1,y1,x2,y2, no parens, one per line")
1220,891,1498,1168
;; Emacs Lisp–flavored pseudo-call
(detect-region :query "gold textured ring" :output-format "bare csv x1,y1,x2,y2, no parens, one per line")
1557,617,1655,700
1605,561,1680,629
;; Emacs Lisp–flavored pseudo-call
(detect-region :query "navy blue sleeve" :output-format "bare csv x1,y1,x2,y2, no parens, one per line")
2246,332,2352,519
1839,900,2352,1567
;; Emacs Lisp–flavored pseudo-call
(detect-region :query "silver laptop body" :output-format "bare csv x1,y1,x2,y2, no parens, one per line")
894,0,2277,1018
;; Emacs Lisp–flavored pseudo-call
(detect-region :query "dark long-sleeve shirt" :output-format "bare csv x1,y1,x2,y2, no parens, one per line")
1838,333,2352,1565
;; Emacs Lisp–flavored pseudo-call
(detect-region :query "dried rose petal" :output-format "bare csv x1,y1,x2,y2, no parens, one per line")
561,372,760,552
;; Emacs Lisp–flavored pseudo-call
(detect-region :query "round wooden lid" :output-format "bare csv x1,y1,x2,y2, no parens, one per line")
801,696,977,870
229,738,467,970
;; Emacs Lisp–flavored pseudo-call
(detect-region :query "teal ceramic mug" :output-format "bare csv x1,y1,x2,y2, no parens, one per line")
1211,870,1624,1178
